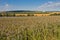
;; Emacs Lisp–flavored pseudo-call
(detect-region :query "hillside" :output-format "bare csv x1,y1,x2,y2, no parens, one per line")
0,10,60,17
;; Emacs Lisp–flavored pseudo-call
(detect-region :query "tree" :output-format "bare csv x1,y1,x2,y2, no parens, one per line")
13,13,15,17
0,13,2,17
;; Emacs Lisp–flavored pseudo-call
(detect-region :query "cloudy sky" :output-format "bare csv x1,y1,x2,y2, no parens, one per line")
0,0,60,11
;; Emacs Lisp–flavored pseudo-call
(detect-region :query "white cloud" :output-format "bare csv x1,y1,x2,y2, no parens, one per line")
5,4,9,7
0,4,10,11
37,2,60,11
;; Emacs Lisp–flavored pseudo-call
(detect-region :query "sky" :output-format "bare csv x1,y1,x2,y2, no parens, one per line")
0,0,60,11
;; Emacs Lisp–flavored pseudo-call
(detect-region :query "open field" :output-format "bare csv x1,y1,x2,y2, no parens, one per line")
0,16,60,40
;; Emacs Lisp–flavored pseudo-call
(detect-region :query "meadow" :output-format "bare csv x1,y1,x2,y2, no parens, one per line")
0,16,60,40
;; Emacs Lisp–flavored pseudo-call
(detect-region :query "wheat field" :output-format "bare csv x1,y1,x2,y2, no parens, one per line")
0,16,60,40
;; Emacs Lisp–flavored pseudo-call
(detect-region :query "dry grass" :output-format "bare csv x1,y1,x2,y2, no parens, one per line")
34,14,50,16
0,16,60,40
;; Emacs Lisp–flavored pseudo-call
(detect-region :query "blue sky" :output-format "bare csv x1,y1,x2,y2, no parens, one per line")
0,0,60,11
